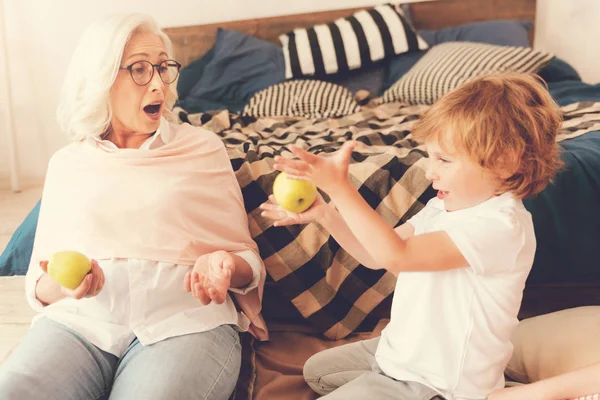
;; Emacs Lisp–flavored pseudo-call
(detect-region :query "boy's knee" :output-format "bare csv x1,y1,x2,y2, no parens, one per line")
304,349,366,396
303,349,335,381
302,353,318,381
303,352,331,395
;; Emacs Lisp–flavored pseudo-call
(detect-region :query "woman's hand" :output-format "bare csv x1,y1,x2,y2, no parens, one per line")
184,251,234,305
39,259,105,300
259,193,331,226
273,141,360,193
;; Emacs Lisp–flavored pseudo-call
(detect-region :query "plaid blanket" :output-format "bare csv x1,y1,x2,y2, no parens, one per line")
176,100,600,339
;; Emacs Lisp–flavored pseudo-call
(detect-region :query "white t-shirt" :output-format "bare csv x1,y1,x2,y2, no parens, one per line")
375,192,535,400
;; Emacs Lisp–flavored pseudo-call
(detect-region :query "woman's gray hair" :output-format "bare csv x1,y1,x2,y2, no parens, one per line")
57,13,178,141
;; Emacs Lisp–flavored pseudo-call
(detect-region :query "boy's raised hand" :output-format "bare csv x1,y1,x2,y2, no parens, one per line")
260,194,330,226
273,141,360,193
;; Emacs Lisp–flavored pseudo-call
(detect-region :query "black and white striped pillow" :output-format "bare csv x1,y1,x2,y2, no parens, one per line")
242,80,360,119
279,4,428,79
381,41,554,105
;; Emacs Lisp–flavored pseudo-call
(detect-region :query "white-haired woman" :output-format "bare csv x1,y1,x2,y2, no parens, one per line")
0,13,267,400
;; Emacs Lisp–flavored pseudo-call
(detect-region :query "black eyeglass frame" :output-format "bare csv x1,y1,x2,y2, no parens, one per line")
119,59,182,86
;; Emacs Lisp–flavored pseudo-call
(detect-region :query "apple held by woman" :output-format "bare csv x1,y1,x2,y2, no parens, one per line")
47,251,92,290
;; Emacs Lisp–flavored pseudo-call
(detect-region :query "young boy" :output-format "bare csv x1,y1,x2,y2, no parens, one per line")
260,73,563,400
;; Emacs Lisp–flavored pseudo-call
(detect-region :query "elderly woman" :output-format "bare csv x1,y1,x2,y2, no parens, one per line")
0,13,267,400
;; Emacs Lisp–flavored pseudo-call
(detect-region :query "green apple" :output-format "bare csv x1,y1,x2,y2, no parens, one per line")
272,172,318,213
48,251,92,290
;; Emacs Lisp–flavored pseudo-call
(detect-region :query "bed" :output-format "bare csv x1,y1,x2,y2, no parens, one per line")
2,0,600,399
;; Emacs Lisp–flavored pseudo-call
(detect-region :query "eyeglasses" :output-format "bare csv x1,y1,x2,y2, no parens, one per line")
119,59,181,86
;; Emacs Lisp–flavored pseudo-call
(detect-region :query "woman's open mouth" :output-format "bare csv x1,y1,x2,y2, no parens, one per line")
143,102,163,120
144,103,161,115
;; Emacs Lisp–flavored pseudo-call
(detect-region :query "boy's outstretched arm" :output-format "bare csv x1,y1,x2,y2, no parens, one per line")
274,143,468,274
261,193,383,270
320,205,418,273
317,200,384,270
327,180,467,274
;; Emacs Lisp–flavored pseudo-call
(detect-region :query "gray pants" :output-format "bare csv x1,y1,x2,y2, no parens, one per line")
304,337,445,400
0,317,241,400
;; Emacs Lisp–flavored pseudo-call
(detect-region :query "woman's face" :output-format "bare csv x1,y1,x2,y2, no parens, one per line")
110,30,169,136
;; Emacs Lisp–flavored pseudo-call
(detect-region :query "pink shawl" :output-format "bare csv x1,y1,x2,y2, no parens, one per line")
29,122,268,340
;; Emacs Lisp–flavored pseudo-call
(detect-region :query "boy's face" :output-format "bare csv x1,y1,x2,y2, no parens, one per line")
424,139,502,212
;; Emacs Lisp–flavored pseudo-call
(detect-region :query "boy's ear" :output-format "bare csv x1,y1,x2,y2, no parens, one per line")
496,154,519,180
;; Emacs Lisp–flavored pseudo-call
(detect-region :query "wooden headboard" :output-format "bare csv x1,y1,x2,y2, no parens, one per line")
164,0,536,68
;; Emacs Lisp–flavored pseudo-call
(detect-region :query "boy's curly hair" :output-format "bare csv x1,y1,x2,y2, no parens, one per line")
412,73,563,199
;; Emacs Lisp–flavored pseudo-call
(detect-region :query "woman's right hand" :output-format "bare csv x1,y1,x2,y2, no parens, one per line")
39,259,105,300
259,193,331,226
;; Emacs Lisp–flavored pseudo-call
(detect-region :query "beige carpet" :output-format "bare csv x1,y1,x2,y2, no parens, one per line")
0,186,42,362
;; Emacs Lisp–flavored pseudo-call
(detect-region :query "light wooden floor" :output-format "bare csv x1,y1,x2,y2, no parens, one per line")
0,186,42,362
0,186,43,253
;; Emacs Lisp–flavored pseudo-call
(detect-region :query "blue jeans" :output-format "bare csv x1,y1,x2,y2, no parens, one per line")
0,318,241,400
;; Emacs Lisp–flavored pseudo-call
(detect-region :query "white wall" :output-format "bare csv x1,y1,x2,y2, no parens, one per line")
0,0,396,190
0,0,599,189
535,0,600,85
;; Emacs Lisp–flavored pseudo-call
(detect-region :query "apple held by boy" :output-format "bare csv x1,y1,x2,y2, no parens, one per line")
272,172,318,213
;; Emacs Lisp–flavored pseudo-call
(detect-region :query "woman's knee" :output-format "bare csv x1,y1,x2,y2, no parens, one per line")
110,326,241,400
0,368,36,400
0,318,115,400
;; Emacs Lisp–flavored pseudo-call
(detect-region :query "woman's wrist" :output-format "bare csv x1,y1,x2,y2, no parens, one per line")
35,273,65,306
229,253,252,289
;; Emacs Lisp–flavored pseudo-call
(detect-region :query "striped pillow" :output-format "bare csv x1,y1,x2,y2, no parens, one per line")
243,80,360,119
381,41,554,105
279,4,428,79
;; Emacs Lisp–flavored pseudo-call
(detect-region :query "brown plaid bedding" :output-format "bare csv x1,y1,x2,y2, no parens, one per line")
175,100,600,340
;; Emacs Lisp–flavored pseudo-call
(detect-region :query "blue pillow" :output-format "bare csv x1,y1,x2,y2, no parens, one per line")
0,200,40,276
176,29,286,113
418,20,532,47
538,57,581,83
176,45,216,99
324,61,388,97
547,81,600,106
